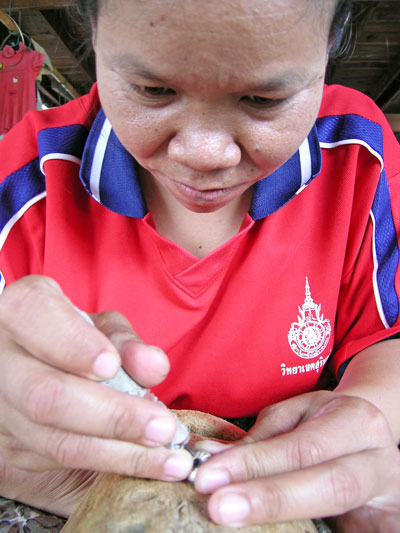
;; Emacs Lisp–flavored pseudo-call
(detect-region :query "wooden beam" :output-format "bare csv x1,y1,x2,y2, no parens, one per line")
372,50,400,108
0,0,73,9
0,9,18,30
386,114,400,132
37,81,62,106
34,9,93,88
41,65,80,100
382,88,400,114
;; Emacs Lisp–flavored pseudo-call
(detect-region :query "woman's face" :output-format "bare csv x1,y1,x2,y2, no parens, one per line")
93,0,333,213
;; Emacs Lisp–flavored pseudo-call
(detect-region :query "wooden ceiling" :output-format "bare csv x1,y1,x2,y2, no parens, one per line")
0,0,399,135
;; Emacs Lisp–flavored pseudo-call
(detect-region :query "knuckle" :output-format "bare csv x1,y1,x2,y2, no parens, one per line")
95,310,138,344
288,436,325,469
0,276,59,330
47,432,85,468
328,465,361,510
125,451,143,476
259,482,286,522
0,436,25,470
22,373,64,425
96,310,132,331
102,310,125,323
362,402,388,435
240,447,267,479
109,401,136,440
125,447,164,478
260,403,288,428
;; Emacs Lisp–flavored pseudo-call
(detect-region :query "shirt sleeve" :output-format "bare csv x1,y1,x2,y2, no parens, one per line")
0,113,46,293
329,114,400,377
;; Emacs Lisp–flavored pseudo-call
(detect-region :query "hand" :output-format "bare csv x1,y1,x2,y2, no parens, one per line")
0,276,192,515
194,390,400,532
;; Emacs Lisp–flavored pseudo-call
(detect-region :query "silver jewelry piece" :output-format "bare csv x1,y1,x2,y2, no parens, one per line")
184,444,212,483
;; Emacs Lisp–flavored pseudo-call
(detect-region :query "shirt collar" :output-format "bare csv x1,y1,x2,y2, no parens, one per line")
80,108,321,220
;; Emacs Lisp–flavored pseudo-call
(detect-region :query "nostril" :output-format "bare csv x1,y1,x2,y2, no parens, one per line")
224,143,241,166
168,135,241,171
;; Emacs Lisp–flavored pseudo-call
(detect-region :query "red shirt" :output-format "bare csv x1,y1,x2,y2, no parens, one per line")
1,84,400,417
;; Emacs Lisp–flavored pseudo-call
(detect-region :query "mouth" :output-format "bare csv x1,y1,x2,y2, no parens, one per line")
172,179,244,205
143,166,255,212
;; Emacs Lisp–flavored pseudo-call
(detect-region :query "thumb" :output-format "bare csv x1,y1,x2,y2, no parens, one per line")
242,393,319,444
91,310,170,388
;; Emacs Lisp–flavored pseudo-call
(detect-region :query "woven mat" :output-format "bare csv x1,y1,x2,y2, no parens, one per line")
0,498,66,533
0,497,333,533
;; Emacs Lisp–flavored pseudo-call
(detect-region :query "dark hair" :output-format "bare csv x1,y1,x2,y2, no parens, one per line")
75,0,99,25
75,0,353,57
328,0,353,59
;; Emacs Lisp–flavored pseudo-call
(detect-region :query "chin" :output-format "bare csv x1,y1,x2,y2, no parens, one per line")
180,201,228,214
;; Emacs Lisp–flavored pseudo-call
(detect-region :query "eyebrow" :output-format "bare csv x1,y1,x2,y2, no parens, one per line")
112,56,167,83
243,71,316,93
112,55,315,93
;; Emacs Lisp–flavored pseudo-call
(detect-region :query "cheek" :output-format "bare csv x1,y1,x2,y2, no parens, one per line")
99,98,168,160
250,94,322,174
96,68,170,159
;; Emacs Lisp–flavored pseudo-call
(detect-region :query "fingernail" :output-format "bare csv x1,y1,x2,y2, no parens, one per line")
197,468,230,493
145,417,174,444
164,453,193,479
92,351,120,379
218,494,250,525
195,440,233,454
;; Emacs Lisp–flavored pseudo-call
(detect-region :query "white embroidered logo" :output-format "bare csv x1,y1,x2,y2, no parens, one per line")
288,277,331,359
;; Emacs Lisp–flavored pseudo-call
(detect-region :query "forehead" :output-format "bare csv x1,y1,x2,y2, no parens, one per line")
97,0,333,89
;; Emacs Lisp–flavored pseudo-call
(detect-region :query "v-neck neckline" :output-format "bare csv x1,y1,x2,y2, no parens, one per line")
142,213,255,296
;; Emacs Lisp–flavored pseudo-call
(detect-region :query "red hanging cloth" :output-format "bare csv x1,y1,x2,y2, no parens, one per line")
0,41,45,135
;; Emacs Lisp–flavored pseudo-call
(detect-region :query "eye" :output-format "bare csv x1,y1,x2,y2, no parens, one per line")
144,86,175,96
132,85,176,98
240,95,284,109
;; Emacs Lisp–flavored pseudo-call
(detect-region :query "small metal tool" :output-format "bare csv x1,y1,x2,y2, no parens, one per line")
75,307,211,480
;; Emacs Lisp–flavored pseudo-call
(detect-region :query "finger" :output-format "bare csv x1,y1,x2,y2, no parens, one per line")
0,276,121,380
0,433,58,472
195,395,391,494
206,451,387,527
0,394,193,480
6,416,193,481
194,440,234,454
195,395,315,455
92,311,170,387
0,347,178,446
242,393,321,443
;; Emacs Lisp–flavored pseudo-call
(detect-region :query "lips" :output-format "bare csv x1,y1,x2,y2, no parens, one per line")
172,179,242,205
144,167,254,211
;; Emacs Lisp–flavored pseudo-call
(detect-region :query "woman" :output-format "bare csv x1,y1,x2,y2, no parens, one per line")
1,0,400,530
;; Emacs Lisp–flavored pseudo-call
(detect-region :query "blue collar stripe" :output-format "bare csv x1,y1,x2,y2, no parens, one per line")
80,109,107,201
316,113,398,329
371,170,399,328
80,111,322,220
316,114,384,162
89,114,111,202
99,128,147,217
249,125,322,220
38,124,88,165
0,160,45,247
80,109,147,217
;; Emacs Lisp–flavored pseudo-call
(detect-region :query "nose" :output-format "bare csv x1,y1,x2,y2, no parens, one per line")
168,126,241,171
